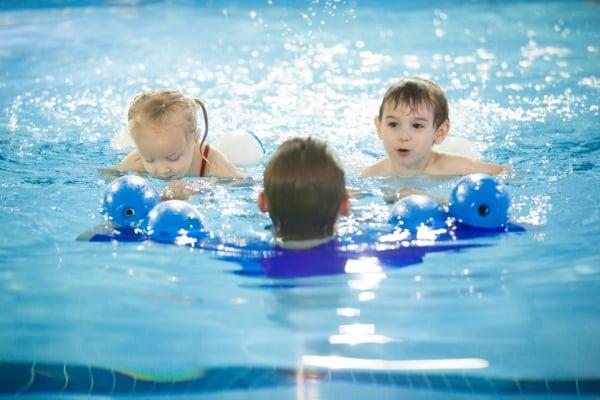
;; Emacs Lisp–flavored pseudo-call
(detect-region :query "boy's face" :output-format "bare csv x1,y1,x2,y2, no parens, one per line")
133,110,197,179
375,102,448,171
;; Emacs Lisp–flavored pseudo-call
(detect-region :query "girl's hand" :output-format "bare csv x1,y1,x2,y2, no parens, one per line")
161,180,204,201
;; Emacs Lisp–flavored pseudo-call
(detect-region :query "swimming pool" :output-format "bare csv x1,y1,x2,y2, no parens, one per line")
1,0,599,398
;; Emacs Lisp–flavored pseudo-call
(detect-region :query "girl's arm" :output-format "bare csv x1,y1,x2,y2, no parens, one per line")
161,179,212,201
115,149,144,172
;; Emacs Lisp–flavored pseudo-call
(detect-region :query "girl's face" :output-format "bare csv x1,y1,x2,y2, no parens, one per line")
375,102,448,173
133,110,198,179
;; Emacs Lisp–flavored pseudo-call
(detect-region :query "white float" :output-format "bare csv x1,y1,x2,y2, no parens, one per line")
214,131,265,167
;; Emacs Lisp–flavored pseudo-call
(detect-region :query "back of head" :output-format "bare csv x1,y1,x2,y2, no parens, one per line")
264,137,346,241
379,77,449,129
127,89,206,139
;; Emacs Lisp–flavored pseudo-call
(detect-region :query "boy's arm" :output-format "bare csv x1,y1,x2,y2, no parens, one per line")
206,147,246,179
360,159,387,177
437,153,511,176
384,187,448,205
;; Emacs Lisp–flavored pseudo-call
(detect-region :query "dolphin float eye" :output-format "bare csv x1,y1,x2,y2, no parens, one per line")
101,175,160,228
448,174,510,229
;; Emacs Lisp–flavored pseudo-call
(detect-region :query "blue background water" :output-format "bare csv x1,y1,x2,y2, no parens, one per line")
0,1,599,398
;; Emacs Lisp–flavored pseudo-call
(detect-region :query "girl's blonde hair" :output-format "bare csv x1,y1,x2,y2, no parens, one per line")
127,89,209,146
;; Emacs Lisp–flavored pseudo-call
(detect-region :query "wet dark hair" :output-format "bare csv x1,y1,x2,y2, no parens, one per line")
264,137,346,241
378,77,449,129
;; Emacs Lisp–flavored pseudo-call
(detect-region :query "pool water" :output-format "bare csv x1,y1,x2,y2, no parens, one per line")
1,0,599,398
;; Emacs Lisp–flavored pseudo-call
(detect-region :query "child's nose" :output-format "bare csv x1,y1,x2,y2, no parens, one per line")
397,128,411,141
156,162,173,176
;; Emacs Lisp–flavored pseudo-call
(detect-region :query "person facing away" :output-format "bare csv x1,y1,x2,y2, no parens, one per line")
116,89,244,179
257,137,350,249
360,77,509,177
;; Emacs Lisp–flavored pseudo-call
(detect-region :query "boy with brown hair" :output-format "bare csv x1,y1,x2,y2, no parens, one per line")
258,137,350,248
361,77,509,177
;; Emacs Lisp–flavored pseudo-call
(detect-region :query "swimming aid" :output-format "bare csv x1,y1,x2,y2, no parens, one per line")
214,130,265,167
91,174,524,278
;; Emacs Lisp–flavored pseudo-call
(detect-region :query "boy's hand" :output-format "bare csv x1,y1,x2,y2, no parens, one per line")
385,187,448,205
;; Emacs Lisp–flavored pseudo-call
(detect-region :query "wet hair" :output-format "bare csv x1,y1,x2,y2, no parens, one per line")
264,137,346,241
378,77,449,129
127,89,208,146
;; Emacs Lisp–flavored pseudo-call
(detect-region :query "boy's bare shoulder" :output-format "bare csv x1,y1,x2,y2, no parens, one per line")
360,159,389,177
432,151,509,176
116,149,144,172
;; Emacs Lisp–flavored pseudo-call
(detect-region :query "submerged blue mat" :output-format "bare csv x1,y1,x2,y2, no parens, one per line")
1,361,599,397
83,223,525,278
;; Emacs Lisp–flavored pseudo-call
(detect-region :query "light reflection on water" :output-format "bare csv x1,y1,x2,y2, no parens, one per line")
1,0,599,385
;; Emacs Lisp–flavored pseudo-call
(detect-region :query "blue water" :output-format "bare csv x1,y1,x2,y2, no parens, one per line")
1,1,599,399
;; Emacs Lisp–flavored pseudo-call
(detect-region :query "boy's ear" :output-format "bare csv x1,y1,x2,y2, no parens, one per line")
257,191,269,213
433,120,450,145
374,116,383,139
338,193,350,216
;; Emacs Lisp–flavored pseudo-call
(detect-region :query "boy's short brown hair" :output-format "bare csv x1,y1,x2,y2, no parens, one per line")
263,137,346,241
378,77,449,129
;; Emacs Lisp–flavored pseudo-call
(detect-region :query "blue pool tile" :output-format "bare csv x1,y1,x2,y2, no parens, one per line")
407,373,429,389
89,366,114,395
425,374,449,392
112,369,135,394
209,367,251,391
578,378,600,395
251,367,290,389
372,370,393,385
444,374,472,393
490,378,520,395
238,367,268,390
25,363,66,394
63,365,92,394
131,377,156,394
547,379,577,394
350,370,375,385
389,372,410,388
302,368,329,386
167,374,197,394
464,375,495,394
518,378,549,394
0,362,33,394
186,368,220,392
225,367,258,390
152,380,175,393
328,369,354,384
4,362,600,398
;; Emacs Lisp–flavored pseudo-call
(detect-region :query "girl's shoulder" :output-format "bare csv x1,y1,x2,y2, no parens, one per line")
202,143,245,179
